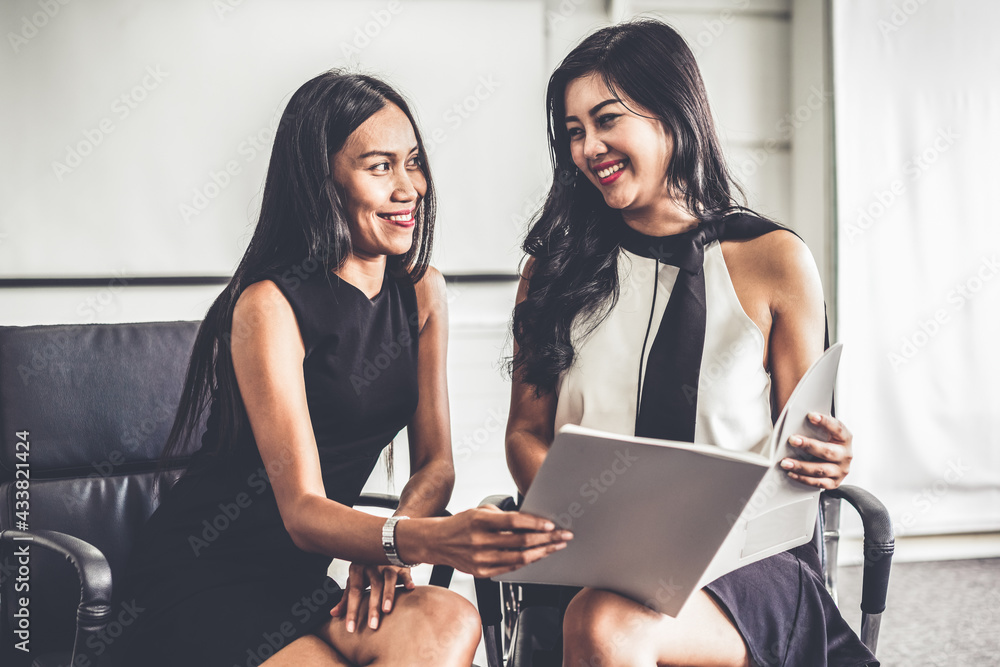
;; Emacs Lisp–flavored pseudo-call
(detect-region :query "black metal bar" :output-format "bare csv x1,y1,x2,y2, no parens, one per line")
0,276,231,288
0,274,519,288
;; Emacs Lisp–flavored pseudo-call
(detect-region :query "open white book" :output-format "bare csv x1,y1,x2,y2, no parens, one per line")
494,343,843,617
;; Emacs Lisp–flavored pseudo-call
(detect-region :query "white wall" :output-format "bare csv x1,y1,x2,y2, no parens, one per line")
0,0,547,283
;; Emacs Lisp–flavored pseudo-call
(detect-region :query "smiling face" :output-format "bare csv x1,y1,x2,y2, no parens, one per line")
331,103,427,258
564,72,679,219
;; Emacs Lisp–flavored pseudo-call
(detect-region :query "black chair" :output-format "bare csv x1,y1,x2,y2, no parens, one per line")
474,488,894,667
0,321,454,667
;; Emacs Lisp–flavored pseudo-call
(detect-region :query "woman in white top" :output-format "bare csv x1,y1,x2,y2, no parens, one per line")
506,19,877,667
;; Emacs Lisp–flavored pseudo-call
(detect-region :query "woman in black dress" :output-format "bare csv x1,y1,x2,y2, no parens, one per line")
505,20,877,666
112,71,571,666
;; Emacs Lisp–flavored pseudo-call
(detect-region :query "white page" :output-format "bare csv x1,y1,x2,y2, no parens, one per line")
698,343,842,587
495,427,770,616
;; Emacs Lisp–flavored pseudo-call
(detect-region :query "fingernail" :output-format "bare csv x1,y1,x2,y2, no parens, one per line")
346,620,355,633
553,542,568,550
369,616,379,630
780,459,794,469
808,412,822,422
560,531,574,540
789,436,802,446
383,600,392,612
543,521,555,531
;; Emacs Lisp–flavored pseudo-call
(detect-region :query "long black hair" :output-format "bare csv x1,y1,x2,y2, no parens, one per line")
512,18,747,394
159,70,435,476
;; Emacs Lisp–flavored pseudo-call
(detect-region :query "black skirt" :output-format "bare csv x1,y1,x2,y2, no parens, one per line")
106,472,344,667
704,544,878,667
108,574,343,666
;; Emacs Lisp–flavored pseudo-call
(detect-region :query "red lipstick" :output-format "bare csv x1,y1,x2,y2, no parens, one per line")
592,159,628,185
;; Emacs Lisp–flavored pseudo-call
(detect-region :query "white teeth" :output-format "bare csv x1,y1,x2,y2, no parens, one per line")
596,161,626,179
384,214,413,222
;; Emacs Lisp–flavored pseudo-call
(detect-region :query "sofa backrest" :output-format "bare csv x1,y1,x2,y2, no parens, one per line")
0,321,203,660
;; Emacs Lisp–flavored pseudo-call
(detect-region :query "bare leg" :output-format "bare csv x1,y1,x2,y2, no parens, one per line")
317,585,480,666
263,633,352,666
562,588,750,667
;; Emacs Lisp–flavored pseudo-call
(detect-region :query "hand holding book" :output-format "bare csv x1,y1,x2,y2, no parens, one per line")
780,411,854,490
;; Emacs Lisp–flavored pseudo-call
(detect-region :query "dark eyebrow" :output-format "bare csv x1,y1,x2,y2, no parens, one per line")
565,98,621,124
357,145,420,160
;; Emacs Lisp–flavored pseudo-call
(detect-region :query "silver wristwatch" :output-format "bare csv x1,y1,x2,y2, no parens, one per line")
382,515,419,568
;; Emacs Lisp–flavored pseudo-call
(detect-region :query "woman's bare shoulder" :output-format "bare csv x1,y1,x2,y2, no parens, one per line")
412,264,447,331
511,256,538,306
520,256,537,280
720,227,824,338
234,279,293,319
231,279,301,349
723,229,820,292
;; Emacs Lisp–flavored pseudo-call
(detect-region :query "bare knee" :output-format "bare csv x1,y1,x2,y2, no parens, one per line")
563,588,634,645
566,588,711,667
564,589,750,667
563,588,655,667
261,634,347,666
396,586,481,662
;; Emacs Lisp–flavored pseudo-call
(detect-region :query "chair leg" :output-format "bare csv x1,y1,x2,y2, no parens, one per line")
821,493,842,605
482,623,505,667
860,612,882,654
474,571,506,667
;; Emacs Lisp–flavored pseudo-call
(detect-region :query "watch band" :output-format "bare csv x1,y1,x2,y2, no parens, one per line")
382,515,419,568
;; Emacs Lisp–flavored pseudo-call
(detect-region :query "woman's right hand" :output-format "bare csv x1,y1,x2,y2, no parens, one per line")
398,505,572,578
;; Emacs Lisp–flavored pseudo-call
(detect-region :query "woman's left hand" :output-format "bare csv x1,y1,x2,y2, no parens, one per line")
329,562,416,633
780,412,853,490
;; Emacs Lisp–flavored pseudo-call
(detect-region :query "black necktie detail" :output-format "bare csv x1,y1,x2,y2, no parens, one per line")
622,213,786,442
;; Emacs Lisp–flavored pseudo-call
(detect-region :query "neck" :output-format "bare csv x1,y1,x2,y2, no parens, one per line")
621,196,700,237
334,253,387,299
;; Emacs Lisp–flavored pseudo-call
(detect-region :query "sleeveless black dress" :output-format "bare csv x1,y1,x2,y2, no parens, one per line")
110,263,419,666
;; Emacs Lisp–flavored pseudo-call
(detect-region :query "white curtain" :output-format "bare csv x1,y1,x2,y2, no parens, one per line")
834,0,1000,536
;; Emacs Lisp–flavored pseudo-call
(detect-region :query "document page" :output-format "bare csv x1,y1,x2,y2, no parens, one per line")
697,343,842,587
495,428,770,615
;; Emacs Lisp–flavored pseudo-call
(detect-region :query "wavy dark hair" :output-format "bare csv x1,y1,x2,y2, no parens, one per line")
158,70,435,479
512,18,747,393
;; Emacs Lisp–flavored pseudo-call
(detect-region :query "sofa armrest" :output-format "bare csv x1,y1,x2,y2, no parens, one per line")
1,528,112,664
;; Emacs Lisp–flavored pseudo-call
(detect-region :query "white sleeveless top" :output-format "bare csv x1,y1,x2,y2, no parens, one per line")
553,242,774,454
